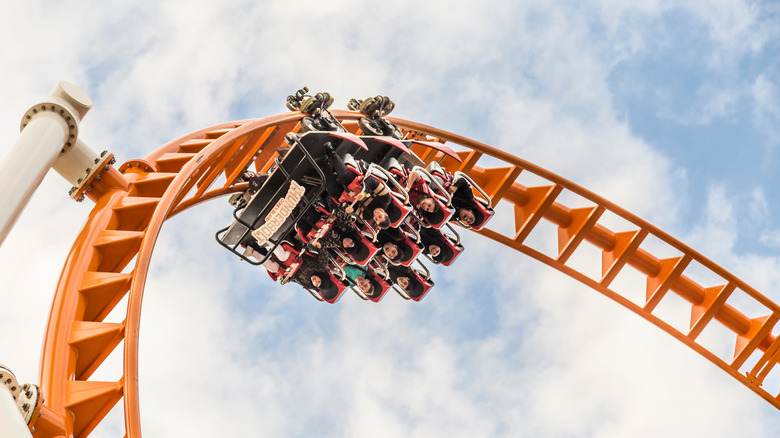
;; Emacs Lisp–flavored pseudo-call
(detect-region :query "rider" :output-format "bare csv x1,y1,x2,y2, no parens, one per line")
243,241,297,281
376,227,413,264
291,250,340,301
446,175,484,227
419,226,455,264
346,174,392,229
387,265,424,299
318,142,364,204
403,168,440,213
343,264,381,298
318,143,392,229
332,221,371,262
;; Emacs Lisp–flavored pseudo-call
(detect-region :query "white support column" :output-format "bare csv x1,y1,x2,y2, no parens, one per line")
0,367,33,438
0,81,91,247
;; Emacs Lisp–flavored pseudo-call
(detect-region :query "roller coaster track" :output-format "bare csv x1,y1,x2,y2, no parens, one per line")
33,110,780,437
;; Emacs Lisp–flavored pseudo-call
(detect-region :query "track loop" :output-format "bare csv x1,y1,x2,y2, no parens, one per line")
37,112,780,437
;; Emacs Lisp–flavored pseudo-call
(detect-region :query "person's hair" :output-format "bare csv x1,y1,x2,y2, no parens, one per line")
318,281,338,301
398,244,413,263
432,243,454,264
465,206,485,227
346,240,370,262
423,207,445,225
419,196,439,211
366,279,381,297
406,279,424,299
388,266,407,283
376,217,391,229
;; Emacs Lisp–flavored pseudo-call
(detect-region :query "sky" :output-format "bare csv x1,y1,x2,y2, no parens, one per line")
1,0,780,437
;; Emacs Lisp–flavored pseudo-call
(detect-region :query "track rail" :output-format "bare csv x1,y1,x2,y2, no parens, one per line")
35,111,780,437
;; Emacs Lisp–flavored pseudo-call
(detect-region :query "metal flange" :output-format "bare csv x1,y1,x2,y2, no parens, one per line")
0,365,43,430
20,102,79,155
19,81,92,157
67,151,117,201
0,364,21,401
118,159,157,174
17,383,42,427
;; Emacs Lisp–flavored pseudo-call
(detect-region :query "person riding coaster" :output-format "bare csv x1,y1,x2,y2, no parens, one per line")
317,146,394,230
387,262,434,301
360,163,414,228
418,224,463,266
288,250,348,303
342,263,384,300
242,240,302,282
398,166,455,228
243,231,351,303
292,201,379,266
425,161,494,230
376,226,419,266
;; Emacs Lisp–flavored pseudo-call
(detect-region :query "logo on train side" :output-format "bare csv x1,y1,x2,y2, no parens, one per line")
251,180,305,245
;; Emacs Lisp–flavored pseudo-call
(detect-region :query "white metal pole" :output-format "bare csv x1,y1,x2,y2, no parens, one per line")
0,82,91,247
0,112,69,244
0,369,33,438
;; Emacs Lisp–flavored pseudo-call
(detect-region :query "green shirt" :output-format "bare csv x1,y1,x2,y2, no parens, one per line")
343,264,368,286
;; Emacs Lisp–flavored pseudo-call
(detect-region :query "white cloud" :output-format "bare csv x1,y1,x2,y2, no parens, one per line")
751,74,780,148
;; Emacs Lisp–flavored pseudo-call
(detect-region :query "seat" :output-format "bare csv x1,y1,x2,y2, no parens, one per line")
386,191,413,227
466,198,494,231
317,270,349,303
392,264,435,302
385,156,407,178
346,231,379,266
359,264,392,303
395,227,424,266
439,233,464,266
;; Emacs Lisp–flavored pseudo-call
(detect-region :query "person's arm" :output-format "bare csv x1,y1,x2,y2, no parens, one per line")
358,178,380,201
357,177,389,205
404,169,422,192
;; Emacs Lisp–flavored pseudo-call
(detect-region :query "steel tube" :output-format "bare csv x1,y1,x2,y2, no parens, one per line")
0,81,91,247
0,112,69,245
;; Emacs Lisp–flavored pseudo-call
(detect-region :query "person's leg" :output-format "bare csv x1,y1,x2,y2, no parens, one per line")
262,259,281,272
323,170,345,201
272,244,291,262
327,152,360,186
315,153,350,201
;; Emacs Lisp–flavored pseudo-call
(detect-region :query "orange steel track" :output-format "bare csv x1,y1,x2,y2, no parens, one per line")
35,111,780,437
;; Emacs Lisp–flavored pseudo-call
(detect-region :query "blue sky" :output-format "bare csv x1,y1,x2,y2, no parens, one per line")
1,1,780,436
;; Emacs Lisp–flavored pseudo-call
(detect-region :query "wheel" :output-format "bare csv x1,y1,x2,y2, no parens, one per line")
286,98,301,111
388,124,403,139
347,98,362,111
300,116,318,133
358,97,377,116
321,92,334,110
358,117,383,135
300,97,318,114
320,116,344,132
380,98,395,116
